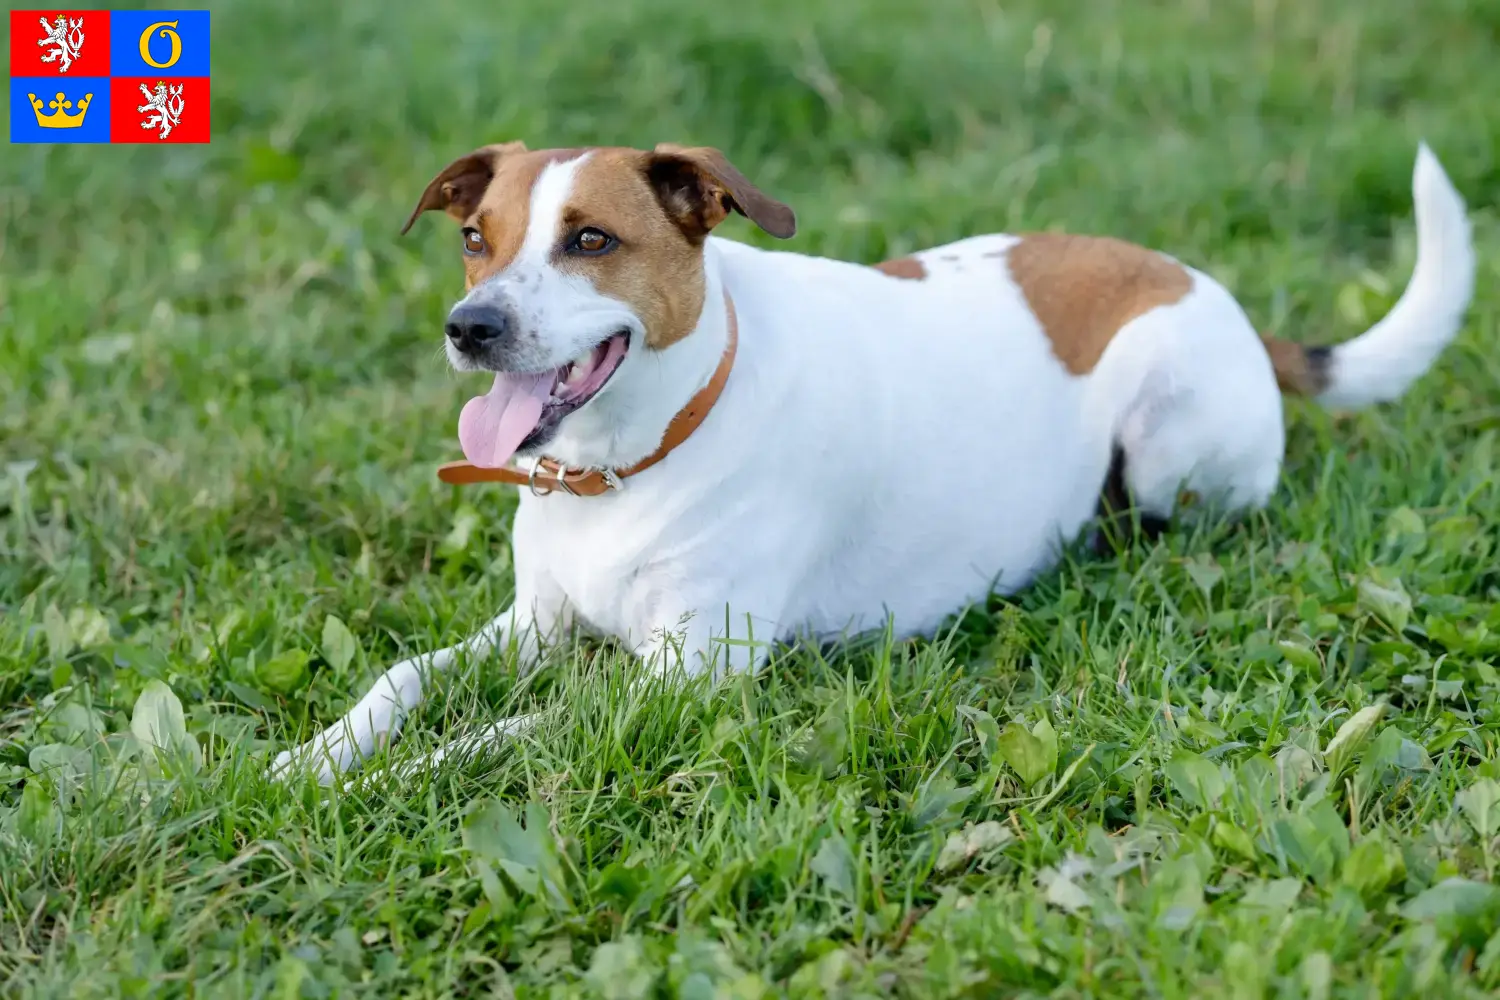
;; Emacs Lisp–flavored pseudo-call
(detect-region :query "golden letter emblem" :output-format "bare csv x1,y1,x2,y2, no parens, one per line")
139,20,182,70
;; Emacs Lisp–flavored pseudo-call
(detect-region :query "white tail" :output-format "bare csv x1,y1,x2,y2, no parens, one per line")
1314,143,1476,410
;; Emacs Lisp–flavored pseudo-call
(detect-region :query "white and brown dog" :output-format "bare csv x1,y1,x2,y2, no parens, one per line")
273,141,1474,783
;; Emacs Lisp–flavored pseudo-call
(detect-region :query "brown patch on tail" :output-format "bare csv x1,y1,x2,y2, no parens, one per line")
1260,336,1333,396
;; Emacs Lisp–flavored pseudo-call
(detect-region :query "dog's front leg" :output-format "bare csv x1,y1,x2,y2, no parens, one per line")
269,588,564,785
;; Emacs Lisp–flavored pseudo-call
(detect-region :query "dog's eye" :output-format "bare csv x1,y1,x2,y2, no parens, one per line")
462,228,486,256
569,227,616,255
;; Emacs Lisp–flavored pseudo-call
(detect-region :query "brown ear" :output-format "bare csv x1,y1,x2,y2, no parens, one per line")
646,144,796,241
400,141,528,235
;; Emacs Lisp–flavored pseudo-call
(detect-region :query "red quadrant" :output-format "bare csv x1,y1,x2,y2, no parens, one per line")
109,76,210,143
10,10,111,77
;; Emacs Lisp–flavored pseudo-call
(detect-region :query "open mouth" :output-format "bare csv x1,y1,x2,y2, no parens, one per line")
546,331,630,419
457,331,630,468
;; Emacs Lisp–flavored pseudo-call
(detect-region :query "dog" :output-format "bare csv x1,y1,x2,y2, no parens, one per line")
272,140,1474,783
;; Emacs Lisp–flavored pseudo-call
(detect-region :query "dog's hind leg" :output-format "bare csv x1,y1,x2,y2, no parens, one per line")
1114,358,1284,526
1091,444,1172,555
1090,274,1288,537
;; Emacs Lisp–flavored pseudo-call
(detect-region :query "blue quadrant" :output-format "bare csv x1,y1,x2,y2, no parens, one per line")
109,10,211,78
11,78,111,144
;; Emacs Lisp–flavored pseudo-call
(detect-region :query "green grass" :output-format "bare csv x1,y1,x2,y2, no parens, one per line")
3,0,1500,995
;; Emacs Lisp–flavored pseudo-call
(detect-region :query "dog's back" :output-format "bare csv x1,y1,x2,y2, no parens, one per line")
695,143,1473,641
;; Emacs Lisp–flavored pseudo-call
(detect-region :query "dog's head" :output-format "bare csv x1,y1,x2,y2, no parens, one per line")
402,142,795,468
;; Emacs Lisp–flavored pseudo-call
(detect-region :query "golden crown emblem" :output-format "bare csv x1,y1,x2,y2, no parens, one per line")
29,92,92,129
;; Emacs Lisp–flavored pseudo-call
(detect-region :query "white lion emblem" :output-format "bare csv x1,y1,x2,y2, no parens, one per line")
137,82,186,140
38,15,85,74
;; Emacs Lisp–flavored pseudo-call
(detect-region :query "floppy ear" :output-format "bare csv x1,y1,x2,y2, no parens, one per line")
646,143,796,242
400,141,528,235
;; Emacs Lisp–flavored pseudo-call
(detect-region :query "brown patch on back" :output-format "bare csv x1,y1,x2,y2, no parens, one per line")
560,149,710,349
1004,233,1193,375
874,256,927,280
1260,335,1332,396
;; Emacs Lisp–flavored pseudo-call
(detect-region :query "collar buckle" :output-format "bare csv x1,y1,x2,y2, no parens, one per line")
525,458,624,497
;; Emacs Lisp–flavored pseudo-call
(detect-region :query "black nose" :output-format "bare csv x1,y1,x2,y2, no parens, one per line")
445,304,511,354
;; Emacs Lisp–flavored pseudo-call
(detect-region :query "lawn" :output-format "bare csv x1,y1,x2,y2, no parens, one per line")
3,0,1500,995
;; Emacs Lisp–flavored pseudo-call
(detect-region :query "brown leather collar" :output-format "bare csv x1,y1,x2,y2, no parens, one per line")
436,291,738,497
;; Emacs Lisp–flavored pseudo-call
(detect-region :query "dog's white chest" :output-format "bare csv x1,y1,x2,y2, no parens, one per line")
515,488,721,645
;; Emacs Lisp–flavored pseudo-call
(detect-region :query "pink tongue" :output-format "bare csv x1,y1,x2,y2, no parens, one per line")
458,372,553,468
